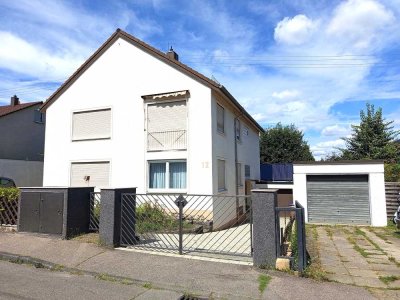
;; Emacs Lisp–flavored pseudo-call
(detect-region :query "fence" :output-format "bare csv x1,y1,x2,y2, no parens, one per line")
89,192,101,231
275,201,307,272
0,197,18,226
120,193,252,258
385,182,400,217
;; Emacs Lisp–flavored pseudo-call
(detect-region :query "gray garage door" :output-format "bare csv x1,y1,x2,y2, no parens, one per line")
307,175,370,225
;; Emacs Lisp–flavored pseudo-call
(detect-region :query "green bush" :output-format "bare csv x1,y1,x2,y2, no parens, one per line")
136,202,178,234
290,221,299,267
0,187,19,202
385,163,400,182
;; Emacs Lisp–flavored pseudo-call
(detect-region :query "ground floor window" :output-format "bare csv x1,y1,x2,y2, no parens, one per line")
149,160,187,190
218,159,226,191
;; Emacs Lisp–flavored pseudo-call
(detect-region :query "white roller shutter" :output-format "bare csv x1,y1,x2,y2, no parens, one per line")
72,109,111,140
147,101,187,132
70,162,110,187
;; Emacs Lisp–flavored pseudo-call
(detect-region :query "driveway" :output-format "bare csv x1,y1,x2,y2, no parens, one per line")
310,225,400,299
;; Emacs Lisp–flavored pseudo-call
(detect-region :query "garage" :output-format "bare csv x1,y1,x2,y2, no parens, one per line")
293,161,387,227
307,175,370,225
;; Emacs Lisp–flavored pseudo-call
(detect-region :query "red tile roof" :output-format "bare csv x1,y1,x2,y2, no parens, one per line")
0,102,42,118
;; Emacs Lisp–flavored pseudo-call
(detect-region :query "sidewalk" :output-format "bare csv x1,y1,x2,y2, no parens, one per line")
0,231,376,300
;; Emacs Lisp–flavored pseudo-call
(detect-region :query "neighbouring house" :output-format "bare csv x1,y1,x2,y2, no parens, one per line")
40,29,263,211
0,95,45,186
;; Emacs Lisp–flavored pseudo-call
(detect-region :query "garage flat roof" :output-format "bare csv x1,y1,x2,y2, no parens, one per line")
293,160,384,165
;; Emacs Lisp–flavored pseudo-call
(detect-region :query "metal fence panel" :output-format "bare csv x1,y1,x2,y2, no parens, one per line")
0,197,19,226
120,194,252,258
89,192,101,231
275,201,307,272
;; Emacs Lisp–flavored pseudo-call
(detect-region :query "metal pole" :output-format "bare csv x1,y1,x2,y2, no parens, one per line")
179,202,183,255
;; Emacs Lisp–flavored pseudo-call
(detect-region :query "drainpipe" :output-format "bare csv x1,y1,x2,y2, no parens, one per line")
234,113,244,222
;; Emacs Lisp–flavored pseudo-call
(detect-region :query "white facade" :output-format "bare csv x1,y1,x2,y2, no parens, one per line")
293,162,387,226
42,32,261,196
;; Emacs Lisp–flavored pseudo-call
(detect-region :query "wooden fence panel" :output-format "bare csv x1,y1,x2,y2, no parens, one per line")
385,182,400,217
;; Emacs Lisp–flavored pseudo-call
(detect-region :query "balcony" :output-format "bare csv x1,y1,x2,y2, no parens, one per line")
147,130,187,151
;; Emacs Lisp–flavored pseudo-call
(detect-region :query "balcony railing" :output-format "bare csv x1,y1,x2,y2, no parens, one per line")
147,130,187,151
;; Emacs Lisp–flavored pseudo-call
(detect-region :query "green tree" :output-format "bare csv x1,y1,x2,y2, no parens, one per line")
260,123,314,163
338,103,399,161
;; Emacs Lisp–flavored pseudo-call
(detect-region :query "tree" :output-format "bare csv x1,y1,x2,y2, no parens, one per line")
260,123,314,163
337,103,399,161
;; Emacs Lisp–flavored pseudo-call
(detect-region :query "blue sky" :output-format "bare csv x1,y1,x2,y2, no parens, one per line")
1,0,400,159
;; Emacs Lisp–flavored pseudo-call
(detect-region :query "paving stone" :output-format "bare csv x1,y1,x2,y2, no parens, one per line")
347,268,379,278
388,279,400,289
325,266,349,275
352,276,387,288
376,270,400,277
370,264,400,272
326,274,354,285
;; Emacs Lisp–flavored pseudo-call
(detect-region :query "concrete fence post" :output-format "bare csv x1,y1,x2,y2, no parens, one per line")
99,188,136,247
251,189,278,267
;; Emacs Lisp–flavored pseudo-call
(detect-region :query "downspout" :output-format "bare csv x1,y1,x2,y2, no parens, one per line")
234,113,244,222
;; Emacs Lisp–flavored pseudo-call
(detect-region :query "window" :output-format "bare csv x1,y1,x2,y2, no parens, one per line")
72,108,111,141
147,101,187,151
34,109,45,124
235,119,241,141
217,159,226,191
245,165,251,179
217,104,225,134
70,162,110,187
149,160,187,190
236,163,242,186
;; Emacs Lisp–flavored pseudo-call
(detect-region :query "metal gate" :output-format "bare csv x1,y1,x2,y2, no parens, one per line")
89,192,101,231
120,194,252,258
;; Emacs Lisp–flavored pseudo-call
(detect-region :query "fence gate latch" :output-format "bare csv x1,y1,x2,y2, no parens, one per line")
174,194,187,208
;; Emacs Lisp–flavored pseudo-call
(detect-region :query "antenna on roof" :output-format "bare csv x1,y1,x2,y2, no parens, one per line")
211,75,221,85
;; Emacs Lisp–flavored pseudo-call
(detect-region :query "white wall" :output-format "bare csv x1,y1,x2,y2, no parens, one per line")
43,37,213,194
211,93,260,195
293,163,387,226
0,159,43,187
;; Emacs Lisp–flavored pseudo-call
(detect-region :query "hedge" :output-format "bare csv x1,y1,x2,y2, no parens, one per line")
0,187,20,202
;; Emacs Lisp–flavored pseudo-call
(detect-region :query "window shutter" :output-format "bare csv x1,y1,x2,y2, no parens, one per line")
72,109,111,140
147,101,187,132
218,159,226,191
217,105,224,133
70,162,110,187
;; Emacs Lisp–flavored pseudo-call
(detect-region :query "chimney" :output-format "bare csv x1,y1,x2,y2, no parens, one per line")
166,47,179,61
10,95,20,106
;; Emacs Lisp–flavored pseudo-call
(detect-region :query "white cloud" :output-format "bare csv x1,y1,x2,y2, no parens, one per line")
321,125,349,137
272,89,300,99
310,139,346,160
274,14,316,45
326,0,395,49
0,31,84,81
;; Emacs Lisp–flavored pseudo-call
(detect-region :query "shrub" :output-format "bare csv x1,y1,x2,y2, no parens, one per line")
135,202,178,234
0,187,19,202
385,163,400,182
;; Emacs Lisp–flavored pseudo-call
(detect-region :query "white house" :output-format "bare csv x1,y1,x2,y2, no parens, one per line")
41,29,263,200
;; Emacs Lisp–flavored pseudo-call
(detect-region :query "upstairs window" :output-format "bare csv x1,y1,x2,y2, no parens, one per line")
72,108,111,141
34,109,45,124
245,165,251,179
147,101,187,151
235,119,241,141
217,104,225,134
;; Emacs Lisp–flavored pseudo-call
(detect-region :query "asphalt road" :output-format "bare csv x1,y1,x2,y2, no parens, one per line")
0,260,181,300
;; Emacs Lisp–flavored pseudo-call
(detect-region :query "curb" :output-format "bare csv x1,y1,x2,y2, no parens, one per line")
0,251,232,299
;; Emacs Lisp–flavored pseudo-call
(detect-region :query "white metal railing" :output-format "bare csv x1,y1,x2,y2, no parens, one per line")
147,130,187,151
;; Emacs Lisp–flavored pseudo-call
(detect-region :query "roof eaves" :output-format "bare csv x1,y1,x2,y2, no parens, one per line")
0,102,42,118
